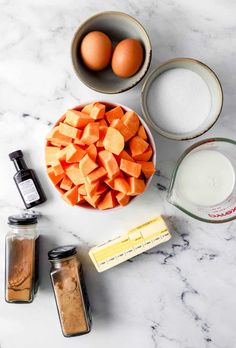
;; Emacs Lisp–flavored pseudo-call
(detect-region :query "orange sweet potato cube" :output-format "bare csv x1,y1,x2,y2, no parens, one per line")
105,106,124,124
78,184,86,195
116,192,130,206
98,150,120,179
60,176,73,191
66,143,86,163
86,144,97,162
96,126,108,147
113,177,130,194
59,122,81,139
81,103,94,114
77,193,85,204
127,177,146,196
45,146,60,165
96,183,108,195
120,158,141,178
98,191,116,210
98,119,108,127
66,164,85,185
84,194,101,208
118,150,134,163
79,154,98,176
129,136,149,157
121,111,140,137
56,146,69,161
133,145,153,161
47,167,64,185
86,167,107,184
65,110,93,129
110,119,133,142
47,126,72,146
138,161,156,179
81,122,99,145
51,160,64,176
90,103,106,120
104,178,115,189
103,127,124,155
138,125,147,140
62,186,78,205
84,179,99,197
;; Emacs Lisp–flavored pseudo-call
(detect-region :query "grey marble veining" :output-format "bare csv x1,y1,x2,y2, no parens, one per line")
0,1,236,347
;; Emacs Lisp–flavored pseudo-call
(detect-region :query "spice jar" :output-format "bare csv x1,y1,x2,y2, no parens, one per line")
48,246,92,337
5,214,39,303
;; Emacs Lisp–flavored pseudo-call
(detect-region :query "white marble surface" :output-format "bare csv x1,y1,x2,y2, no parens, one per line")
0,1,236,347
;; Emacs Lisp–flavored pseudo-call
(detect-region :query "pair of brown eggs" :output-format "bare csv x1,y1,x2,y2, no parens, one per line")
80,31,144,78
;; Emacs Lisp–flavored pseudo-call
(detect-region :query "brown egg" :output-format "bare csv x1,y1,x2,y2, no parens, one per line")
80,31,112,71
111,38,144,78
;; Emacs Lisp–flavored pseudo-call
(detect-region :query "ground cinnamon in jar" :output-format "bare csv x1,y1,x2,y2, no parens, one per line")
48,246,92,337
7,239,34,301
5,214,39,303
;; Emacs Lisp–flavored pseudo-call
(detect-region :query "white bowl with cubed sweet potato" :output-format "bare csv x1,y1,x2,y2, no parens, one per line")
45,101,156,210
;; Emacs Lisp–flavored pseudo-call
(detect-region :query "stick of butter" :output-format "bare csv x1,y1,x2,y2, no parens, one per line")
89,216,171,272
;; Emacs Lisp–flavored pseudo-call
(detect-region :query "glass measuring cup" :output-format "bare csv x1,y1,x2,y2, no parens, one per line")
167,138,236,223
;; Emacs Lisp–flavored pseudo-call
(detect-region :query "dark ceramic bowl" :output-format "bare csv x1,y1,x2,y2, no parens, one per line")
71,11,152,94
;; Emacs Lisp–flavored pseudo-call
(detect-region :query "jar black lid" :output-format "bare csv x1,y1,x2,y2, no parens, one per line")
9,150,24,161
48,245,77,260
8,214,38,225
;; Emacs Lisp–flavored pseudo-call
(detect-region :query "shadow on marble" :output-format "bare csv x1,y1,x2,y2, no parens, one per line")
38,233,58,293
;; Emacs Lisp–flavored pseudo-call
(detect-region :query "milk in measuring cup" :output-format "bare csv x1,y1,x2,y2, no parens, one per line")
175,150,235,206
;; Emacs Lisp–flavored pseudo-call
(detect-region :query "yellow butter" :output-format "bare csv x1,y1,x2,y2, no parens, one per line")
89,216,171,272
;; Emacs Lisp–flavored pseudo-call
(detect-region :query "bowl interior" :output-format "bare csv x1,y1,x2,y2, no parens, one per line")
141,58,223,140
47,101,156,212
71,12,152,94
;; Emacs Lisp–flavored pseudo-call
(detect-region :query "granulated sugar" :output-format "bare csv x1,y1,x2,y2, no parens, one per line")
147,68,211,134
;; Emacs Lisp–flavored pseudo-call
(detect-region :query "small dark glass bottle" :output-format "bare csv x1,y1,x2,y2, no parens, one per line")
9,150,46,209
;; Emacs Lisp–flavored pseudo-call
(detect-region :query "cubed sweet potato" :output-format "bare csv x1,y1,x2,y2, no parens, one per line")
103,127,124,155
129,136,149,157
105,106,124,124
90,103,106,120
62,186,78,205
79,154,98,176
81,122,99,145
66,164,85,185
98,150,120,179
45,146,60,165
113,177,130,194
65,110,93,129
128,177,146,196
120,158,141,178
116,192,130,206
98,191,116,210
138,161,156,179
66,143,86,163
47,167,64,185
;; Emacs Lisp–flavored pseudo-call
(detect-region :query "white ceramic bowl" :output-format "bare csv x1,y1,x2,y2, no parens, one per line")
141,58,223,140
46,101,156,211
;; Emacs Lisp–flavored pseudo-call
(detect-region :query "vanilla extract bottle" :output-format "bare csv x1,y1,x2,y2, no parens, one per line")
9,150,46,209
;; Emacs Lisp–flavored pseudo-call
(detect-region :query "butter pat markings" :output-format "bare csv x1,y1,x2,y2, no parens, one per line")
89,216,171,272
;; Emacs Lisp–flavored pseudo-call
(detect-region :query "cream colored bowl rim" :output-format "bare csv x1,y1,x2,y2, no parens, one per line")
141,57,224,141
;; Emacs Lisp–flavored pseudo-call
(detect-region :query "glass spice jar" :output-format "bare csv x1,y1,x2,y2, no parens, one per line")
5,214,39,303
48,246,92,337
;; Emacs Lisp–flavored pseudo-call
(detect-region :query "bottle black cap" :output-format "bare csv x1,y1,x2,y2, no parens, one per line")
9,150,24,161
8,214,38,226
48,245,77,260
